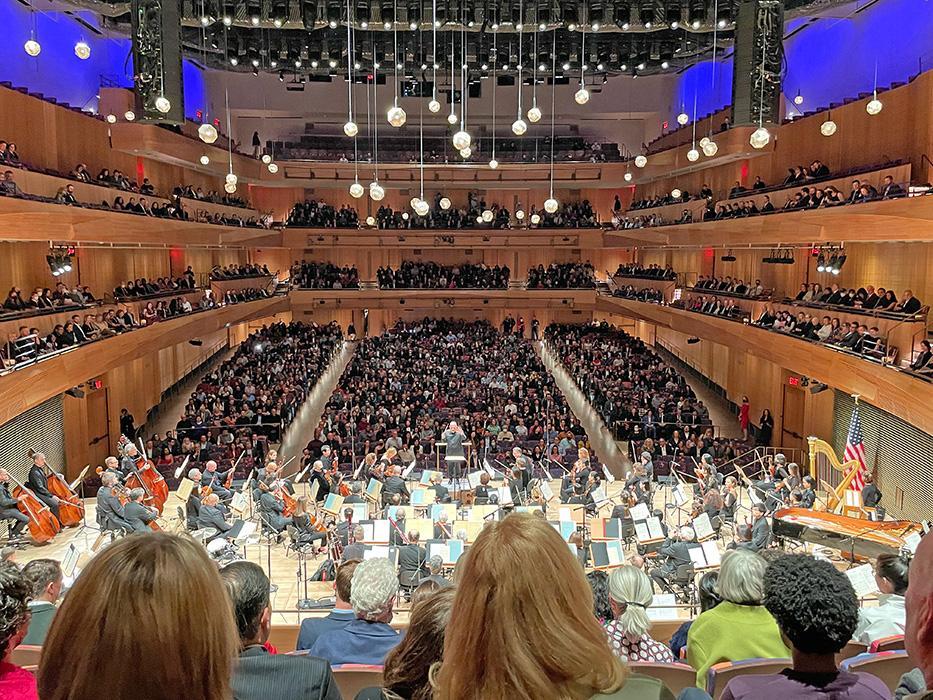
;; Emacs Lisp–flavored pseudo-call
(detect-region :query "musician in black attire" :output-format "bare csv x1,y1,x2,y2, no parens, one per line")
398,531,428,593
721,476,739,522
740,503,772,551
861,473,882,508
123,488,159,532
96,471,131,533
0,469,28,539
26,453,60,520
511,447,534,490
649,526,695,593
308,461,330,503
197,493,233,540
433,513,452,540
186,468,203,530
344,482,365,503
120,443,143,480
257,479,292,535
203,460,233,501
382,465,410,505
473,472,493,504
800,476,817,509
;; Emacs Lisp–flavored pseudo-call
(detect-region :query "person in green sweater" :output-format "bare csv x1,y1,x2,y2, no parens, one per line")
687,548,791,689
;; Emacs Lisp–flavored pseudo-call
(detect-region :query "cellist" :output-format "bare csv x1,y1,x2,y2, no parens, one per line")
26,453,60,521
0,469,29,541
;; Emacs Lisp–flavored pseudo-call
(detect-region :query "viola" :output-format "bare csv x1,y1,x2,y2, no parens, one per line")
45,470,84,527
9,476,60,543
112,482,161,531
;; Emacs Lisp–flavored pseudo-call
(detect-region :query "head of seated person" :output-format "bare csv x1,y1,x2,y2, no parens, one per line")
38,532,237,700
720,553,890,700
0,562,35,695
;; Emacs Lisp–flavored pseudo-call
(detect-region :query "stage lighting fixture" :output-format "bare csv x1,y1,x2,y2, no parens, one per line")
816,253,826,272
74,41,91,60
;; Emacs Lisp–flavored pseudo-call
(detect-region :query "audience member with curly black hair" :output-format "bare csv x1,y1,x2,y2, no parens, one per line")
719,554,890,700
0,561,37,698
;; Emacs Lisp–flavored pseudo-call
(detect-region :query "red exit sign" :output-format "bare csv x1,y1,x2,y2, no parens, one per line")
787,376,800,386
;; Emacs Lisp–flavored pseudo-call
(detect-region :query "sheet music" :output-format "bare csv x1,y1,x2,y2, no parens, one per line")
483,459,497,479
629,503,650,521
688,545,708,568
176,477,194,502
467,471,484,489
365,545,391,561
62,544,80,578
672,485,688,507
233,521,257,544
447,539,465,563
230,491,248,515
846,563,878,598
309,479,320,502
419,469,439,485
905,532,922,554
591,486,609,507
371,520,390,543
647,594,679,621
559,507,572,521
498,486,513,505
602,465,616,483
634,521,650,542
646,516,664,540
410,489,430,506
350,503,368,522
692,512,714,541
606,540,624,566
538,480,554,501
701,540,721,567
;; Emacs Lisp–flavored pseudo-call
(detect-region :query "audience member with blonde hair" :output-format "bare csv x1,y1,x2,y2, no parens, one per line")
0,562,36,699
358,586,456,700
38,532,238,700
687,549,790,687
605,566,675,663
431,512,674,700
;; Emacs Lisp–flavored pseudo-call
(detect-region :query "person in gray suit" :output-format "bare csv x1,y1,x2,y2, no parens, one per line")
221,561,341,700
123,488,159,532
96,471,131,533
441,421,467,479
741,503,773,552
197,493,233,540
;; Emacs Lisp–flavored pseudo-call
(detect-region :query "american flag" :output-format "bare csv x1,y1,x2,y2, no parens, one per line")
844,406,867,491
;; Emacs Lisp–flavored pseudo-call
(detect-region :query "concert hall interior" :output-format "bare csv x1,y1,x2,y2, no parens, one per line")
0,0,932,698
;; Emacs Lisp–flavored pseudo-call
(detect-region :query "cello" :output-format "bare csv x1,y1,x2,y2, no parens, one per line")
112,482,162,531
118,436,169,514
28,450,83,527
9,473,60,543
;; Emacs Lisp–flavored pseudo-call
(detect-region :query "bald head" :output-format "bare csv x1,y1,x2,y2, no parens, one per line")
906,532,933,687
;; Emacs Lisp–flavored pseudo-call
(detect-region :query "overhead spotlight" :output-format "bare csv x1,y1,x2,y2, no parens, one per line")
832,254,846,274
365,215,376,226
229,56,239,66
820,118,837,137
251,15,261,25
251,58,260,67
223,180,236,193
597,62,605,71
155,96,171,113
447,112,458,125
329,59,338,69
409,21,417,29
568,22,577,31
794,90,804,105
361,20,369,28
452,130,472,150
369,181,385,201
344,120,359,137
401,211,410,221
816,253,826,272
225,172,238,185
476,215,484,224
539,22,546,31
702,140,718,156
637,62,646,70
691,19,701,28
592,21,600,30
428,99,441,113
511,118,528,136
387,105,407,127
717,18,727,28
562,62,571,71
515,209,525,220
105,114,117,124
414,199,430,216
686,337,700,345
74,41,91,60
488,158,499,169
354,61,361,70
459,147,472,158
574,87,590,105
623,172,633,182
222,15,232,25
671,188,682,199
544,197,559,213
866,97,883,115
273,17,283,27
482,209,494,222
383,20,392,29
686,147,700,162
200,15,211,25
328,19,337,28
270,60,277,68
527,106,542,123
530,213,540,224
621,22,630,29
124,110,136,121
677,112,689,125
809,382,829,395
661,61,669,69
670,20,679,28
199,155,210,165
644,21,652,28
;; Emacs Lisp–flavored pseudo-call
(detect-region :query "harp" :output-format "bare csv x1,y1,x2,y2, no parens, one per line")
807,436,862,514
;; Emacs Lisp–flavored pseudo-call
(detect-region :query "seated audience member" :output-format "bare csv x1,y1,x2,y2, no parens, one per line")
588,570,614,625
670,571,721,660
356,587,456,700
895,290,923,315
904,531,933,699
431,513,674,699
0,562,37,700
854,553,909,645
605,566,675,663
309,557,403,665
296,560,359,651
221,561,340,700
20,558,62,645
911,340,933,372
720,554,890,700
38,533,237,700
687,549,791,687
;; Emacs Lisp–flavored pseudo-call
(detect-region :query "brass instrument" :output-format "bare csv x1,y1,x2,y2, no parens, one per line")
807,436,862,515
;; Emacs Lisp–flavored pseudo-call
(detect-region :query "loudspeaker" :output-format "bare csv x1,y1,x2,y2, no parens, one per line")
730,0,784,126
131,0,184,124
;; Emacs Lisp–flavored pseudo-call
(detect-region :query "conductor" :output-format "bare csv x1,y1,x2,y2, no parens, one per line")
441,421,467,481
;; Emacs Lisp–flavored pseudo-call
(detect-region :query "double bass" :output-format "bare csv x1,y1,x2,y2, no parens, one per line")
118,436,169,514
9,473,60,543
28,450,83,527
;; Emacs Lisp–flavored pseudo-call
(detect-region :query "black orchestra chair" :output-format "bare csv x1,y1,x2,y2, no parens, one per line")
666,563,697,606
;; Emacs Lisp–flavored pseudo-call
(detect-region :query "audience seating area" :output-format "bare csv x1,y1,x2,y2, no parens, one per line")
377,261,510,289
526,262,596,289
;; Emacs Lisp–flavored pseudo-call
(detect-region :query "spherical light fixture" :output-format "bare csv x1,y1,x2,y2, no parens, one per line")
428,99,441,113
530,213,541,225
369,182,385,201
124,110,136,121
702,140,719,157
671,188,682,199
387,105,407,127
623,172,633,182
223,182,237,193
686,148,700,162
439,197,451,210
527,106,542,123
365,216,376,226
261,153,272,164
794,92,804,105
676,112,689,125
634,155,647,168
74,41,91,60
402,211,410,220
515,209,525,220
459,147,472,158
267,162,279,173
544,197,559,214
511,118,528,136
749,127,771,149
349,182,365,198
199,155,210,165
105,114,117,124
225,172,238,185
24,39,41,57
866,98,883,116
414,199,430,216
198,123,219,144
699,136,710,148
343,120,359,137
447,112,458,125
481,209,494,222
476,215,484,224
452,130,472,150
574,87,590,105
154,96,172,114
820,119,837,137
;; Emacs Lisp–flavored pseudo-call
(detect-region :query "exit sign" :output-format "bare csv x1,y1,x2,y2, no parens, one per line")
787,376,800,386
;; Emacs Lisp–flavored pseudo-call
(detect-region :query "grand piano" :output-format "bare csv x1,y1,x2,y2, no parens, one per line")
773,507,923,561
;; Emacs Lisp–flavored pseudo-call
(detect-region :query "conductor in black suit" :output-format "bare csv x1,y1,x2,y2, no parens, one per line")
441,421,467,480
123,488,158,532
398,531,428,590
222,561,341,700
27,453,60,520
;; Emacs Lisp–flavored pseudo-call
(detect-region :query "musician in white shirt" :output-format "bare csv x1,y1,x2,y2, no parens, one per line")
853,552,909,645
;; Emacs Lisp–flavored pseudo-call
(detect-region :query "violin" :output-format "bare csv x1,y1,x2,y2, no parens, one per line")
112,482,161,531
9,474,60,543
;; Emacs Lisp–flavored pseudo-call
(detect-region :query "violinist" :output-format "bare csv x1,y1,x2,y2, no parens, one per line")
308,460,330,503
429,474,451,504
257,477,292,536
291,496,330,549
96,472,131,533
319,445,334,471
510,447,533,491
626,451,654,492
202,460,232,501
27,453,61,521
572,448,592,487
185,468,203,530
433,512,452,540
378,446,399,472
0,470,29,540
196,493,232,541
702,488,724,519
360,453,379,481
473,472,493,504
721,476,739,521
124,488,159,533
